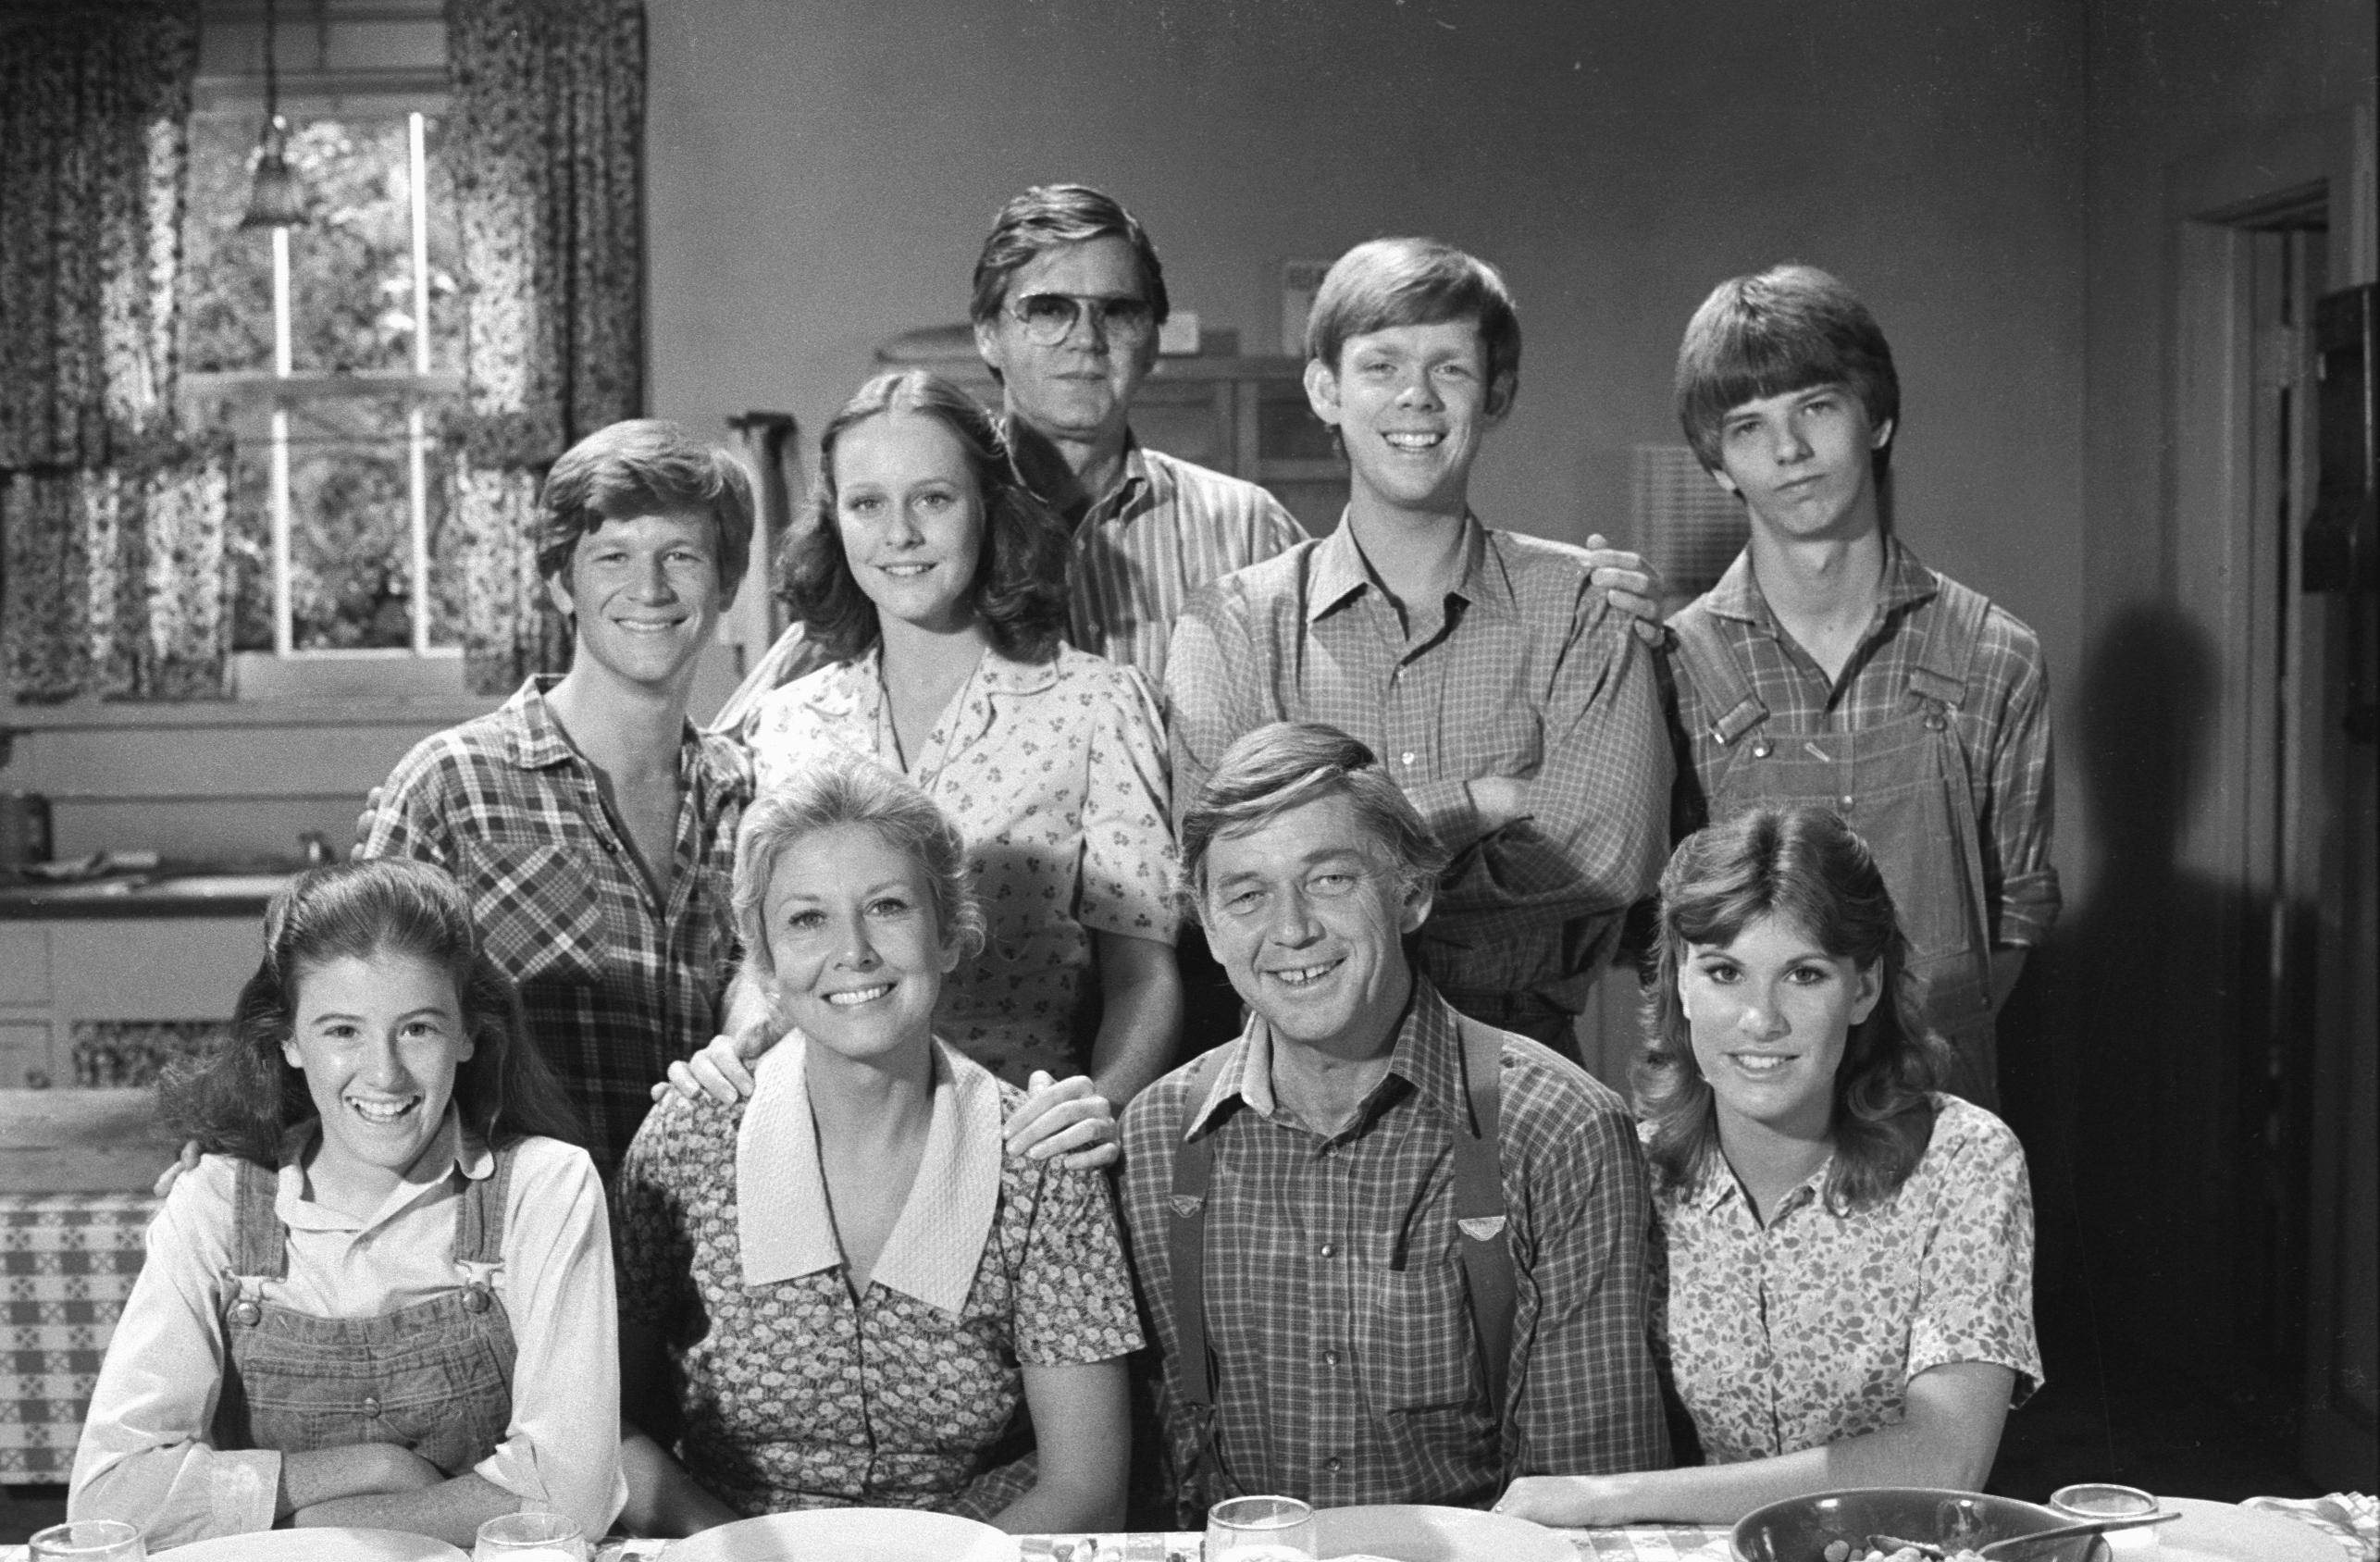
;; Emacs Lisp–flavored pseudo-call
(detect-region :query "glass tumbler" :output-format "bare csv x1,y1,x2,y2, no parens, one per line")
474,1509,592,1561
1206,1494,1318,1561
2051,1482,2161,1558
28,1520,146,1561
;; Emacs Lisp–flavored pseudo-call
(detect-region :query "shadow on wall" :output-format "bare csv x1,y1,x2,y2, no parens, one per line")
2002,599,2254,1380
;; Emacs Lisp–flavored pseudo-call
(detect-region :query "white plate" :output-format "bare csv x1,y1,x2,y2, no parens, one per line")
660,1506,1014,1562
2152,1494,2346,1562
158,1529,465,1560
1312,1504,1574,1562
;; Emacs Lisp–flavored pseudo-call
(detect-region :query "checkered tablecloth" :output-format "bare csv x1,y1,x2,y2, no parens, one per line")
1017,1529,1728,1559
0,1191,157,1481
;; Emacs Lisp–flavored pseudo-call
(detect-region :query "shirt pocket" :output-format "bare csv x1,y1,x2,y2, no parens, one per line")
1354,1258,1481,1415
460,836,609,989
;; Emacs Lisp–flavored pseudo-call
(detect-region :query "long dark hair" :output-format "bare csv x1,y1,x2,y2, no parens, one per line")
1636,805,1950,1210
777,370,1071,664
158,859,582,1167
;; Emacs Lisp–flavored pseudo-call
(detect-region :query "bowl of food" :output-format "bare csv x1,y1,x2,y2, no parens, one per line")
1731,1487,2098,1562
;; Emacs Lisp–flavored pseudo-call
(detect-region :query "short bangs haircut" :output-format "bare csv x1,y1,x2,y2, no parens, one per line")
1180,721,1449,918
778,371,1070,664
733,749,986,987
1674,263,1901,475
158,858,581,1168
1305,237,1521,389
1637,805,1950,1212
536,418,758,595
969,182,1171,327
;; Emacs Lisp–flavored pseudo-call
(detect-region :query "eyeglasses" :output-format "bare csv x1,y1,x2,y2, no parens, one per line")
1007,291,1157,346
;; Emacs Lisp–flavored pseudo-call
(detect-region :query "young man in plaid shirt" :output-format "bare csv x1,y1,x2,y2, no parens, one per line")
1118,722,1667,1518
1165,238,1671,1060
1652,265,2058,1107
362,421,755,1179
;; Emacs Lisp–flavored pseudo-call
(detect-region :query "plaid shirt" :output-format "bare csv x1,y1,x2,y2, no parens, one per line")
1118,978,1667,1513
362,677,750,1179
1066,441,1309,685
1164,516,1671,1013
1669,542,2060,947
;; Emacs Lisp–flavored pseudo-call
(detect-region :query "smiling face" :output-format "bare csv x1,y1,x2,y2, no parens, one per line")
832,410,985,636
1200,791,1430,1058
759,822,960,1072
973,235,1157,448
548,508,725,693
282,948,472,1197
1679,911,1882,1144
1306,317,1512,522
1710,383,1893,544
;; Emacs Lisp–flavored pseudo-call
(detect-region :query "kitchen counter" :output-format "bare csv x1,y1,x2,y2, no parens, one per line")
0,862,298,920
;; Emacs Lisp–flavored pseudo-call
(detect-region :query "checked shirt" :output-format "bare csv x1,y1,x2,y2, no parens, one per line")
362,676,749,1179
1118,979,1668,1515
1164,515,1671,1018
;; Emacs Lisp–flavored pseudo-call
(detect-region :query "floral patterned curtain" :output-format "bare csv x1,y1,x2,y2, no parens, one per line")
445,0,646,694
0,2,228,702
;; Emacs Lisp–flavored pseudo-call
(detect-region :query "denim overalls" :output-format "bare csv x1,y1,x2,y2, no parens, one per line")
1670,576,2002,1106
210,1146,519,1475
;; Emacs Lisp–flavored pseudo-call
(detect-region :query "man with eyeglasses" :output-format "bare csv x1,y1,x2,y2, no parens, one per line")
965,182,1309,685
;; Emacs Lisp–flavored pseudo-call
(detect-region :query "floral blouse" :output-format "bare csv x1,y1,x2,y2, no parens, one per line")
1647,1094,2041,1464
613,1038,1144,1519
744,643,1180,1083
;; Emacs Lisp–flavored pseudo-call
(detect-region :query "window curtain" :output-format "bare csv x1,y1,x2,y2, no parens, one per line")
444,0,646,695
0,2,229,703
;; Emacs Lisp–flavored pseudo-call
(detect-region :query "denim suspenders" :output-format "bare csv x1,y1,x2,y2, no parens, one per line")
212,1145,521,1477
1671,575,2002,1103
1164,1015,1516,1511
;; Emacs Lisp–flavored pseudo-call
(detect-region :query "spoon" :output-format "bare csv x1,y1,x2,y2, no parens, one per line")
1861,1510,2178,1561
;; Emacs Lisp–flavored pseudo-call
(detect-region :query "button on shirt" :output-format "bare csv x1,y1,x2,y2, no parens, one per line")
69,1119,624,1548
1165,517,1671,1012
1669,541,2060,948
364,676,749,1178
1118,979,1667,1510
1649,1095,2042,1465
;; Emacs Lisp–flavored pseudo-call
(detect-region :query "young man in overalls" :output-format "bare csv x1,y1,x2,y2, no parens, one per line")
1663,265,2059,1108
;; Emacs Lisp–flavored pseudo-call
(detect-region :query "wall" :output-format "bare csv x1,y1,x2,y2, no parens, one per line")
643,0,2090,771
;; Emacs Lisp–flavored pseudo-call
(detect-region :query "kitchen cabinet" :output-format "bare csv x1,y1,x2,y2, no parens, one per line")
0,915,259,1087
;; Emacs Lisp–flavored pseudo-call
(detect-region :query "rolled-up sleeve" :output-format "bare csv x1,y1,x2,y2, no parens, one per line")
1977,617,2059,948
69,1161,280,1548
477,1141,627,1538
1076,663,1181,947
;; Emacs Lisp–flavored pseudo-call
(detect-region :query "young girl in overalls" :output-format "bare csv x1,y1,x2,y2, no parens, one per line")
69,859,626,1550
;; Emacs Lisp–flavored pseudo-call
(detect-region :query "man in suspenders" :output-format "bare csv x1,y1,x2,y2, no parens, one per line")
1117,723,1666,1522
1661,265,2060,1108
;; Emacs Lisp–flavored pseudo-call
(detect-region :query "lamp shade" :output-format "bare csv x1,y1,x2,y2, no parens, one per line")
239,117,306,229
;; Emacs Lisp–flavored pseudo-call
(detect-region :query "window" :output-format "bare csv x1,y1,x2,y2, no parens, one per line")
180,5,464,683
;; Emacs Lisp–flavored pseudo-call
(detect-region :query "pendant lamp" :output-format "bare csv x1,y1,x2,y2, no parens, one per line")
238,0,306,229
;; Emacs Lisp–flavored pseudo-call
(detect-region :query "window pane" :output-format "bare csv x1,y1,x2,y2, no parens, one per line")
181,117,275,373
285,118,457,374
288,396,415,650
226,436,275,651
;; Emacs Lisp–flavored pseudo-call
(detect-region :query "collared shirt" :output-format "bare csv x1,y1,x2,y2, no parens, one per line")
1164,517,1671,1012
69,1116,624,1548
614,1037,1142,1520
1669,541,2060,947
363,676,750,1178
1117,979,1667,1511
745,644,1179,1083
1649,1095,2041,1465
1066,442,1309,685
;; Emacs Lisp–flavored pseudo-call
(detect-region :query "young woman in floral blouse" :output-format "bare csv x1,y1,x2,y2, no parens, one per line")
1498,804,2040,1526
734,370,1181,1109
613,751,1141,1535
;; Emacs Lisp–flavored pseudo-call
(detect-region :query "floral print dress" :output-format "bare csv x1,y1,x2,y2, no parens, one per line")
1648,1094,2042,1463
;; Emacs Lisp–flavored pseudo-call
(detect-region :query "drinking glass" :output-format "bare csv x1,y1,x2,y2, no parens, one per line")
474,1509,591,1561
28,1520,146,1561
2052,1482,2161,1558
1205,1494,1317,1561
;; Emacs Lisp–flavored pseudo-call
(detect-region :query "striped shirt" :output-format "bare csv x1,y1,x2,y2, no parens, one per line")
362,677,750,1179
1668,541,2060,946
1118,977,1667,1514
1164,515,1672,1014
1064,441,1308,685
